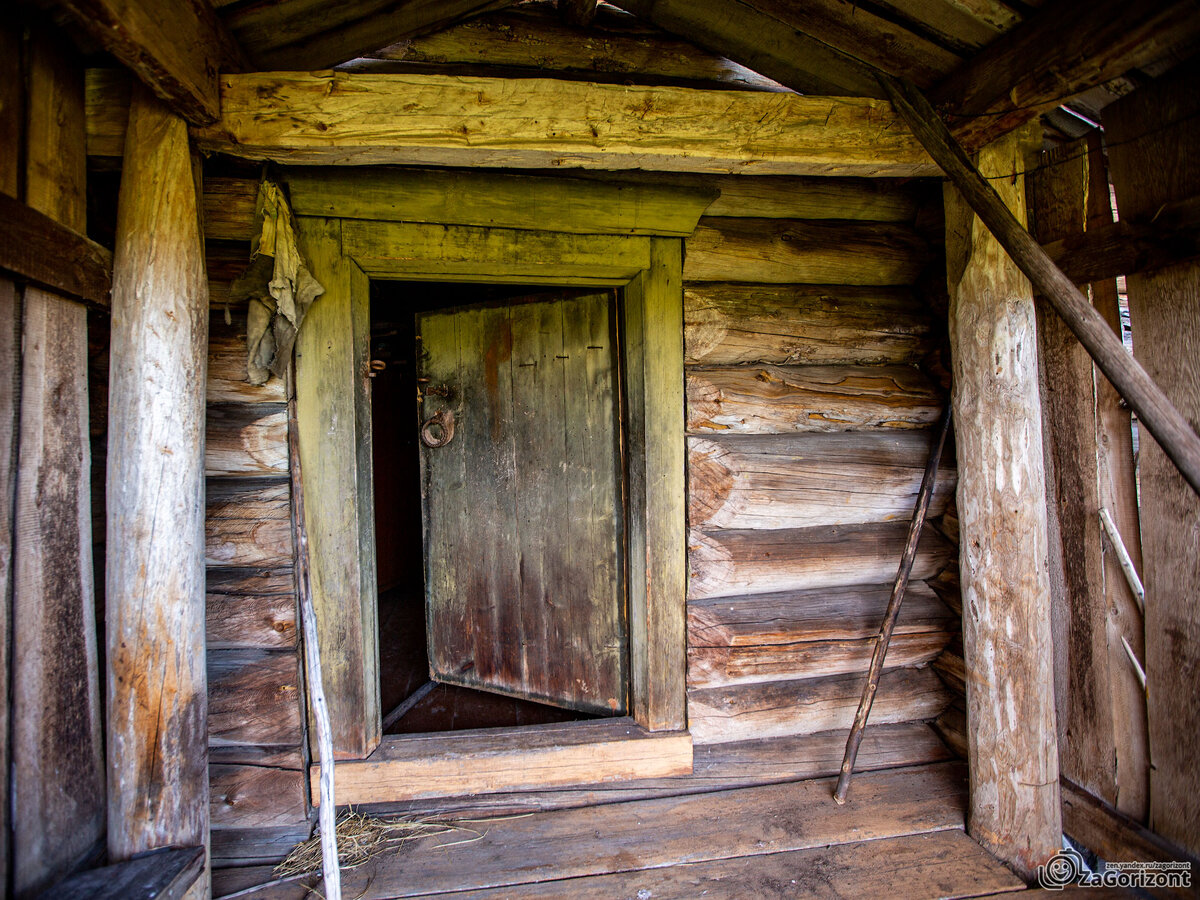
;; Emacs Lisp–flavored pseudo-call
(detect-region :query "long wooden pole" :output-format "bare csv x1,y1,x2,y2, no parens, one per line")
106,84,210,874
878,73,1200,497
833,405,951,804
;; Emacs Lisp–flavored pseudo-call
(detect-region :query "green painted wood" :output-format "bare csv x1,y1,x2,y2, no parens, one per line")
294,217,380,759
284,167,716,237
418,291,626,714
343,219,650,284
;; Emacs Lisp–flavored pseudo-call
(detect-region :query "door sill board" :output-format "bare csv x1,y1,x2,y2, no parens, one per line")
311,718,693,806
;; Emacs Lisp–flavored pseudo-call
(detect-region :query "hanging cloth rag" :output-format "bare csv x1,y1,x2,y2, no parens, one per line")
231,181,325,385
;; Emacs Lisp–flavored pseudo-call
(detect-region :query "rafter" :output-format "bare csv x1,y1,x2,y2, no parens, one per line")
46,0,247,125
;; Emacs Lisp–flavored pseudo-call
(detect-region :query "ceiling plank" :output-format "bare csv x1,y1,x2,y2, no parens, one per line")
225,0,517,70
610,0,888,97
46,0,247,125
179,71,938,175
930,0,1200,150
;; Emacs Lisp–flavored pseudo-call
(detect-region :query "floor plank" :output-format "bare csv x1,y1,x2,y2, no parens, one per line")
213,762,967,898
424,829,1026,899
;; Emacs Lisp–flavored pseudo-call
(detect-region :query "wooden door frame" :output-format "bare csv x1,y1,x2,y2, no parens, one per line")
290,169,712,803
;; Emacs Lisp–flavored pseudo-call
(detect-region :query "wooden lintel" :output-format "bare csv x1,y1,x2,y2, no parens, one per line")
931,0,1200,151
1041,192,1200,284
182,72,936,176
47,0,247,126
0,191,112,309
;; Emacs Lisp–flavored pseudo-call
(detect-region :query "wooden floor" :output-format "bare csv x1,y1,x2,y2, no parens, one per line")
212,760,1030,899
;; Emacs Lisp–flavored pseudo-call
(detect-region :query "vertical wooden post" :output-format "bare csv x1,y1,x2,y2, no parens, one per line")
944,125,1062,878
1028,140,1148,818
107,84,210,875
1105,67,1200,854
11,28,107,898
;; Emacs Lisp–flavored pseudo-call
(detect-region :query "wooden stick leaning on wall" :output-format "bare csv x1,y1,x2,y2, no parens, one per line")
287,363,342,900
833,405,952,805
878,73,1200,498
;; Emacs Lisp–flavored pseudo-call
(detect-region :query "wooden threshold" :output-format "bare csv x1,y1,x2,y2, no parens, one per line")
311,718,693,806
216,761,1005,899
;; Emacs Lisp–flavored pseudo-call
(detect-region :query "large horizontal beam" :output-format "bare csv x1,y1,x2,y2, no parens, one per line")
46,0,247,126
930,0,1200,151
0,191,111,308
182,72,937,175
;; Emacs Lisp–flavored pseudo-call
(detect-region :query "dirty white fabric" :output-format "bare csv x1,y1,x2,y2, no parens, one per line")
231,181,325,385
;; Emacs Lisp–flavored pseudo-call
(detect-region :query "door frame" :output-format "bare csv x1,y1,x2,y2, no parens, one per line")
289,168,713,803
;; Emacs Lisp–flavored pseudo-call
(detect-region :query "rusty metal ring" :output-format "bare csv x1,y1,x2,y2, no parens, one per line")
420,409,455,448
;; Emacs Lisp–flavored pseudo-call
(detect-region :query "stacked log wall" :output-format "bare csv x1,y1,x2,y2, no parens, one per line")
203,231,313,866
681,180,961,745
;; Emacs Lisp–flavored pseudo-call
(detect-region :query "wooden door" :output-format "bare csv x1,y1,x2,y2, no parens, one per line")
417,290,627,715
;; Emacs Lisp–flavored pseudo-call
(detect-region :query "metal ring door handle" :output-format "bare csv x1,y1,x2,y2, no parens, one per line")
420,409,456,448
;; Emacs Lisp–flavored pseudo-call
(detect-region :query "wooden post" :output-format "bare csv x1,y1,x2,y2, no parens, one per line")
107,83,210,879
1105,67,1200,854
944,125,1062,878
1027,140,1149,819
11,28,107,897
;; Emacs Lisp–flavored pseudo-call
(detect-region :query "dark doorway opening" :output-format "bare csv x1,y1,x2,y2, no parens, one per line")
370,280,623,735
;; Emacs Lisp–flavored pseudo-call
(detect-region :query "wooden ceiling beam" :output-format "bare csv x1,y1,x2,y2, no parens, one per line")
46,0,248,126
930,0,1200,151
179,71,937,176
225,0,517,70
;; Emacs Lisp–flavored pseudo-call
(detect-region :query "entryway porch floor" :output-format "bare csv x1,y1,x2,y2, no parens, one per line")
211,759,1046,899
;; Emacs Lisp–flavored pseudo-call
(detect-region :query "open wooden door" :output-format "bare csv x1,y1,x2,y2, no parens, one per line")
416,289,627,715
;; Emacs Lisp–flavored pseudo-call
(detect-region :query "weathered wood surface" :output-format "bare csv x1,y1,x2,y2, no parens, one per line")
0,23,18,893
1028,140,1143,816
684,284,935,367
206,567,297,650
426,829,1024,900
418,292,626,714
206,477,294,568
203,177,260,241
209,310,288,403
208,649,303,748
11,31,106,898
930,0,1200,151
85,68,130,158
294,217,380,760
1082,131,1148,820
342,218,651,284
885,73,1200,496
41,846,205,900
210,823,314,867
688,666,952,744
688,432,956,530
688,522,952,601
285,167,715,237
47,0,246,125
944,128,1061,877
685,218,929,286
687,583,956,687
1042,191,1200,285
360,2,780,90
319,722,692,806
686,365,942,435
210,764,308,829
1106,70,1200,854
206,402,290,476
187,72,937,175
225,0,515,70
0,191,112,308
208,742,304,770
624,239,689,731
106,85,210,865
1061,778,1200,897
355,723,950,818
211,762,968,899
